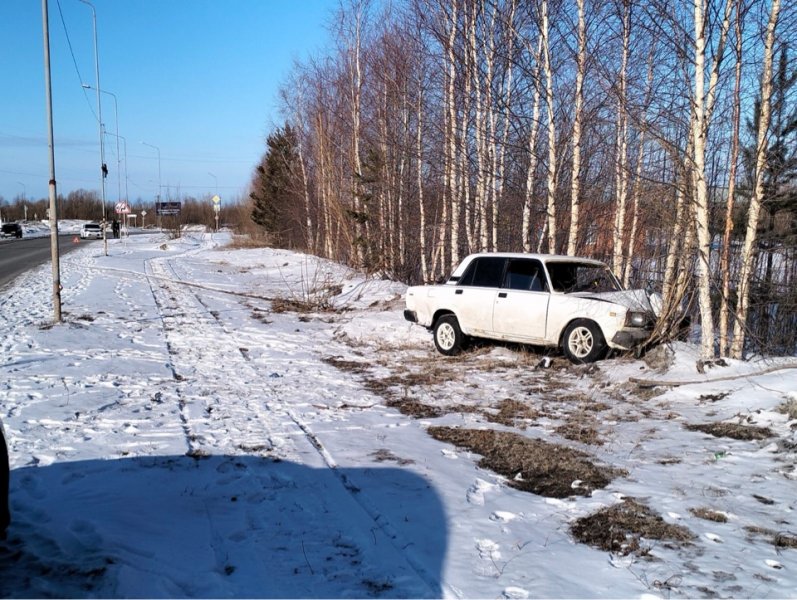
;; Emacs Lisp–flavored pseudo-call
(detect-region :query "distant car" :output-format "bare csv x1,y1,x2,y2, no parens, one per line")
404,252,662,363
80,222,103,239
0,223,23,239
1,417,9,538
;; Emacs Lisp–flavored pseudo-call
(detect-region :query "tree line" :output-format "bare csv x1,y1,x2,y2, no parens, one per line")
0,190,235,231
3,2,789,361
248,0,795,361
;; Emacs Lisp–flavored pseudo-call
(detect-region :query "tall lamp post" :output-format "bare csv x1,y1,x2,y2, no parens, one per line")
42,0,62,322
82,84,121,208
208,172,219,232
141,141,161,229
16,182,26,220
78,0,107,256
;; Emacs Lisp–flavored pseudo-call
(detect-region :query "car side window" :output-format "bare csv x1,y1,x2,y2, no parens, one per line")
458,257,506,288
503,259,548,292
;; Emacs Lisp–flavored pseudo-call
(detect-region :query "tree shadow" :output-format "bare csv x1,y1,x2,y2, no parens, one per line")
1,454,447,598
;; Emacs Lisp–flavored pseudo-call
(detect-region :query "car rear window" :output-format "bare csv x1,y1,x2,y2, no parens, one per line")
457,257,506,288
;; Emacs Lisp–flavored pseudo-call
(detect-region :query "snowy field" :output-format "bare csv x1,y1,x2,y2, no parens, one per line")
1,230,796,598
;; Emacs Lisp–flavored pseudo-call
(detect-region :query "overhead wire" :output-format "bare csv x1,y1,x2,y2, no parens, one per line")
55,0,97,122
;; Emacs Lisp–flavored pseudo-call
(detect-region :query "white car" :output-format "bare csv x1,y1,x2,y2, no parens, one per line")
80,222,103,239
404,253,661,363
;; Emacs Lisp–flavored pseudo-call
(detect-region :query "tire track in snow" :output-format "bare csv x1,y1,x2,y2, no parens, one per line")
142,235,440,596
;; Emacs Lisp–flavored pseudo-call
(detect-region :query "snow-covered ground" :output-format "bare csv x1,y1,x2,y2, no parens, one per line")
1,230,796,598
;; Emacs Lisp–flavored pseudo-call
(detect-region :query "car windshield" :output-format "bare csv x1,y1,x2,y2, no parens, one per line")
84,224,100,230
546,262,622,294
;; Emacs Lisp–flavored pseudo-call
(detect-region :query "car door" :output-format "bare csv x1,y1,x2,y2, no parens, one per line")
451,256,506,335
492,258,550,342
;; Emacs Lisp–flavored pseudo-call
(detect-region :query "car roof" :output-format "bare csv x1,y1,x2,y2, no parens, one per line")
461,252,607,266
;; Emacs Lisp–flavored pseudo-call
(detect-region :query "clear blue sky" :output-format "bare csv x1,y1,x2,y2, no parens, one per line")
0,0,334,207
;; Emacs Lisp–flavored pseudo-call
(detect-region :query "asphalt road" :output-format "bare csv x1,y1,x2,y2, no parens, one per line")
0,235,89,291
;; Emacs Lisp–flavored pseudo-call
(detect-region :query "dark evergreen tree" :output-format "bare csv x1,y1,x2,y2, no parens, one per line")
249,124,301,244
743,45,797,238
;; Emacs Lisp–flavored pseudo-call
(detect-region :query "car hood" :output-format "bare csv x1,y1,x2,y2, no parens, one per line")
572,289,661,316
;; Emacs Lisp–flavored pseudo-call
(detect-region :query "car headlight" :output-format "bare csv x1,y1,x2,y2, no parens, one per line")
625,311,649,327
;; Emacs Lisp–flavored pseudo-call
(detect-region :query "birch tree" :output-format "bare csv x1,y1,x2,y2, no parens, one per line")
731,0,782,359
567,0,587,256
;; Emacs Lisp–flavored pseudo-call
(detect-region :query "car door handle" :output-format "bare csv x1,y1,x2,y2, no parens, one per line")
498,292,507,298
455,289,463,295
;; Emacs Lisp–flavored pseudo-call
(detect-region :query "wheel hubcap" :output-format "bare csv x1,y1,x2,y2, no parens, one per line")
437,324,456,349
569,327,593,358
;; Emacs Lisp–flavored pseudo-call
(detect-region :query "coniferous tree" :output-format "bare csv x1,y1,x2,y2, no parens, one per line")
249,124,302,245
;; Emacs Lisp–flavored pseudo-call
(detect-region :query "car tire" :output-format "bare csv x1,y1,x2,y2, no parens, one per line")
433,315,465,356
562,319,607,364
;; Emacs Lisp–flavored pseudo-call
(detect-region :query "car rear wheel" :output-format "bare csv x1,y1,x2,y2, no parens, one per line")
433,315,465,356
562,319,606,364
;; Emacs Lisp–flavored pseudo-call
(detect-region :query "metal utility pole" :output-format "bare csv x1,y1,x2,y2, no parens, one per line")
42,0,62,323
79,0,108,256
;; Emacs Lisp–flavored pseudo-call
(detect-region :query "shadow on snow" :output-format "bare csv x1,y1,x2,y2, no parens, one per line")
1,454,447,598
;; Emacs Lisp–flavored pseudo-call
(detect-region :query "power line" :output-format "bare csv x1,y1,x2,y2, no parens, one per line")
55,0,97,121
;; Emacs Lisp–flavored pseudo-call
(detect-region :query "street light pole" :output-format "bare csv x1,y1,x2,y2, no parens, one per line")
141,141,161,230
16,182,26,221
141,141,161,201
83,84,120,207
78,0,107,256
42,0,62,323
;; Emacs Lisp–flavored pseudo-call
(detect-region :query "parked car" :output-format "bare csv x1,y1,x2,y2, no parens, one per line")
0,223,23,239
404,253,661,363
80,222,103,240
1,417,9,538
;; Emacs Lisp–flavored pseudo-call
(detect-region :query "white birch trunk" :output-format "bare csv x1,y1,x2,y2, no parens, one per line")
612,1,630,277
731,0,781,359
567,0,586,257
541,0,557,254
522,37,543,253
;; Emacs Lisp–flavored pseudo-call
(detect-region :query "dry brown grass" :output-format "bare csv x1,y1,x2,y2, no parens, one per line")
484,399,540,428
777,398,797,421
554,420,604,446
571,498,694,555
225,234,272,249
744,526,797,549
385,398,444,419
427,426,622,498
689,507,728,523
685,422,774,440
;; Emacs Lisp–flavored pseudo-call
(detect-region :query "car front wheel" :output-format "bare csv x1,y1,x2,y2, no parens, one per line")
562,319,606,363
433,315,465,356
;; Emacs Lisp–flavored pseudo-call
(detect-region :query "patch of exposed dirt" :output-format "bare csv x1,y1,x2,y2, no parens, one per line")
685,422,774,441
427,426,622,498
571,498,694,556
370,449,414,466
